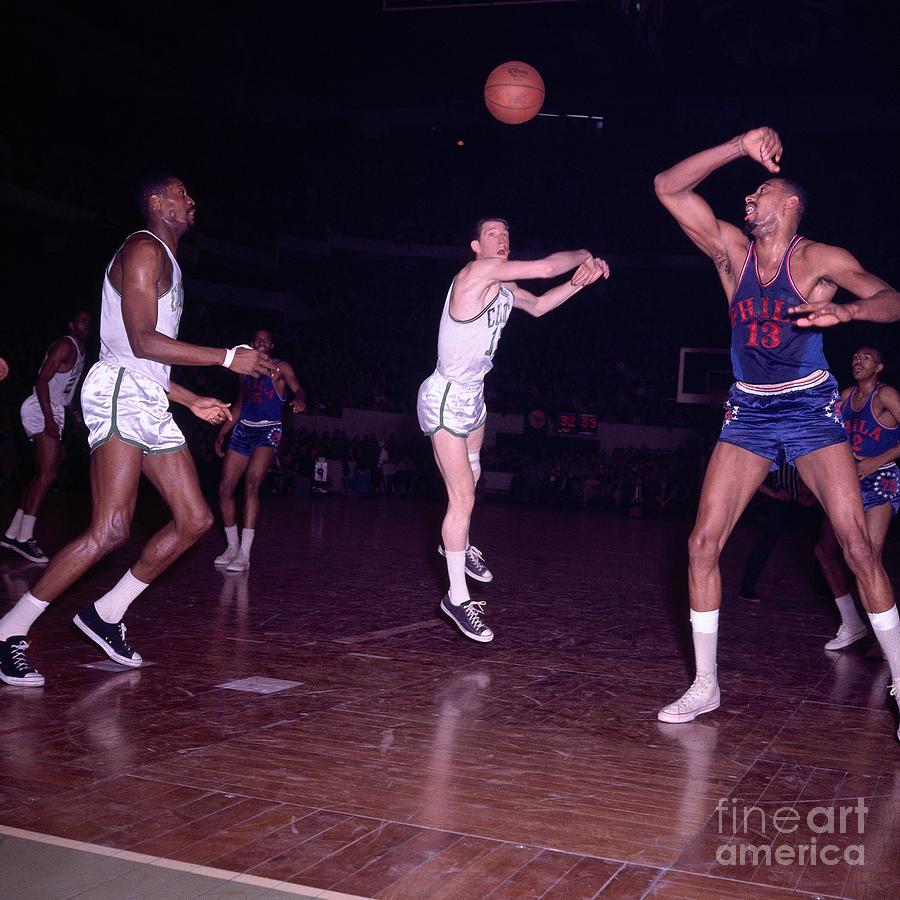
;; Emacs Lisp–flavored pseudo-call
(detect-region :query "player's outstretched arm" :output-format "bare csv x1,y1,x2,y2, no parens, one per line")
118,237,272,377
511,257,609,317
790,245,900,328
654,127,780,269
473,249,594,284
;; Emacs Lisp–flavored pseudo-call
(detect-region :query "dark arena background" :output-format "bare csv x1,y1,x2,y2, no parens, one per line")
1,2,899,897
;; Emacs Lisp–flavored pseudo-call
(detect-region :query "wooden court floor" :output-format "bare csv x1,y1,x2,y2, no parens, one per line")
1,493,898,899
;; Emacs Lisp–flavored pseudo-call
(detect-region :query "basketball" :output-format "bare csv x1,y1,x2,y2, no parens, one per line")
483,60,545,125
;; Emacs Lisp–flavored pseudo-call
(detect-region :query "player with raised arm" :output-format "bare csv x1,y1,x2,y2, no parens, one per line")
654,128,900,741
418,217,608,643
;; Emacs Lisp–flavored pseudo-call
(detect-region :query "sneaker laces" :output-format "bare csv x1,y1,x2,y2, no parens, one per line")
890,680,900,700
117,623,134,654
9,640,33,671
464,599,488,630
467,546,485,561
670,674,715,711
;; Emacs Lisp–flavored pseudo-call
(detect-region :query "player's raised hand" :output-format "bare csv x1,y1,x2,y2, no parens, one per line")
740,127,782,173
191,397,232,425
571,256,610,287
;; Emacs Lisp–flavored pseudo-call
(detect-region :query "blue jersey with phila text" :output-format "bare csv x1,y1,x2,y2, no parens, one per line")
842,384,900,460
239,369,285,426
729,236,828,386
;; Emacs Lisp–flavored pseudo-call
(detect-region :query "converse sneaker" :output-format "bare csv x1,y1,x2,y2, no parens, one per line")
73,604,142,667
214,545,240,568
439,594,494,643
890,680,900,743
824,622,869,651
657,673,720,723
5,538,49,565
0,636,45,687
226,552,250,573
437,545,493,582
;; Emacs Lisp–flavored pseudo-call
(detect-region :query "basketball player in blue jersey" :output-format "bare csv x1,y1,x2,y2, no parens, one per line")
814,347,900,651
2,310,91,564
0,174,272,688
213,328,306,572
654,126,900,741
418,217,608,642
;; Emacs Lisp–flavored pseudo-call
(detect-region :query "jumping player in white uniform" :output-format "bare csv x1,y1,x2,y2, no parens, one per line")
418,217,608,642
2,310,90,564
0,173,271,688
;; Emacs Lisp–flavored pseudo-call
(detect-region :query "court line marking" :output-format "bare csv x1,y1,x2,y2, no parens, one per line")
0,825,371,899
334,619,444,644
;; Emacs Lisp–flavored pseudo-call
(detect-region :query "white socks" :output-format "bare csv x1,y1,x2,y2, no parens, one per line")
16,514,38,542
94,569,149,624
445,550,469,606
224,524,238,550
834,593,865,630
869,606,900,681
4,508,23,541
0,592,49,640
240,528,255,556
690,608,719,678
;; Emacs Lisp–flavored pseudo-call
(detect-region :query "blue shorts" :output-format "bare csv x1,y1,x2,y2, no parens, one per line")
861,463,900,516
717,376,847,467
228,421,282,457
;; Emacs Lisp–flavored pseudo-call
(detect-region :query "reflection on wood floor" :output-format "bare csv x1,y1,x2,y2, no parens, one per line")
1,493,898,899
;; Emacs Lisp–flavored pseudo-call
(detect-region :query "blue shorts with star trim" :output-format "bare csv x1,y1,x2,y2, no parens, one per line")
227,421,282,457
860,463,900,516
717,375,847,467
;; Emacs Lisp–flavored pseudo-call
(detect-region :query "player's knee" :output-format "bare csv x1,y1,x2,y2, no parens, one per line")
244,475,263,495
687,528,720,566
184,505,214,539
94,515,131,553
841,532,877,575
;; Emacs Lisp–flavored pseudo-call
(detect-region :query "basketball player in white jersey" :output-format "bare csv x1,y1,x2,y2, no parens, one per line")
0,174,272,688
419,217,608,642
2,310,91,564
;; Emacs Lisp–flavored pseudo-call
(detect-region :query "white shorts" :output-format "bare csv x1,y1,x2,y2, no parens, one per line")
81,361,185,455
20,395,65,440
417,371,486,438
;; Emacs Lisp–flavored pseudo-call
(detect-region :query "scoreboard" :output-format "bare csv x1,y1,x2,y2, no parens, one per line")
555,412,599,437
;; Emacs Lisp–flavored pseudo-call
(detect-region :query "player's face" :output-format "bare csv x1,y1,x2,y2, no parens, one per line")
851,348,882,381
474,221,510,259
159,179,196,230
251,331,274,353
743,181,781,234
70,311,91,341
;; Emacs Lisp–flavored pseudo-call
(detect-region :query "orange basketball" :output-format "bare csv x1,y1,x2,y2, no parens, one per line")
483,60,545,125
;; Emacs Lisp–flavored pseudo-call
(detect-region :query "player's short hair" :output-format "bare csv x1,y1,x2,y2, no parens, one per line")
473,217,509,240
135,173,179,217
775,178,807,221
857,345,884,365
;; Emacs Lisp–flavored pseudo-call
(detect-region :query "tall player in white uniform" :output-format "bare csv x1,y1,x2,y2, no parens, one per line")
2,310,91,564
419,218,608,642
0,174,271,688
